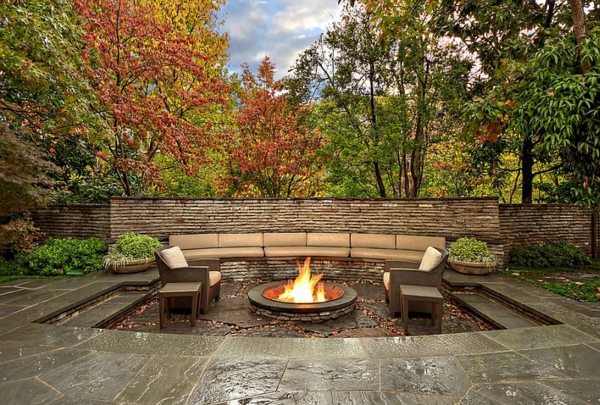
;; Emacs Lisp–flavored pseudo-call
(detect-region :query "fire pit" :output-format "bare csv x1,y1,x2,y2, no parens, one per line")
248,257,357,322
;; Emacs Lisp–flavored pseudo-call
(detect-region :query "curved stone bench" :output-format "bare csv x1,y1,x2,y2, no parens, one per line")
169,232,446,281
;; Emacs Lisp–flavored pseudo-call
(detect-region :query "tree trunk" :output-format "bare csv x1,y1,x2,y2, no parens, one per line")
521,136,534,204
568,0,588,73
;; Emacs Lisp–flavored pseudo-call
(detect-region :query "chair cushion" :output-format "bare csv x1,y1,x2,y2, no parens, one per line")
263,233,306,247
161,246,188,269
396,235,445,251
383,272,390,290
183,247,264,260
351,248,422,261
307,233,350,247
219,233,263,248
209,271,222,287
169,234,218,250
351,234,395,249
419,246,443,271
264,246,350,257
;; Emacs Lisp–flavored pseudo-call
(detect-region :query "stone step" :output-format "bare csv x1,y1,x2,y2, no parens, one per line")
452,292,537,329
60,292,147,328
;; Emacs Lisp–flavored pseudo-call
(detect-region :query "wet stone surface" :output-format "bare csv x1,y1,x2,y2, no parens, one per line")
112,280,489,337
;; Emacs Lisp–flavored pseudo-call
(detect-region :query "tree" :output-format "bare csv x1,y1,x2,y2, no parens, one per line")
75,0,228,196
219,57,324,198
292,5,470,197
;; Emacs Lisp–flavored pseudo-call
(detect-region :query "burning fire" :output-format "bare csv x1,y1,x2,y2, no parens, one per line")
277,257,326,303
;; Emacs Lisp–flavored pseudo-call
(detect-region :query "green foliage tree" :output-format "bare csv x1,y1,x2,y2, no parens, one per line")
292,5,470,197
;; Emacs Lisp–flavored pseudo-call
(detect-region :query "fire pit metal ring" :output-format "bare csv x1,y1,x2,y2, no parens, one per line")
248,281,357,321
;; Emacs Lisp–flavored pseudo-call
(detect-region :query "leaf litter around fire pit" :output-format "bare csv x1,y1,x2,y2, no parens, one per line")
110,280,489,337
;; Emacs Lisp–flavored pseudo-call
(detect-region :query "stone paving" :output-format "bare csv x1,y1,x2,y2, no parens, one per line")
0,269,598,404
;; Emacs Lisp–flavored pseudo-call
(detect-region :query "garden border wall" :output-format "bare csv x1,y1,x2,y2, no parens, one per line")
31,198,600,265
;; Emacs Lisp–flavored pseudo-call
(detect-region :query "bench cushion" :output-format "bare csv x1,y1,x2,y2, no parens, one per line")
264,247,350,258
209,271,222,286
419,246,443,271
351,234,395,249
351,248,423,261
263,233,306,247
307,233,350,247
161,246,188,268
396,235,445,251
169,234,218,250
218,233,263,248
183,247,264,260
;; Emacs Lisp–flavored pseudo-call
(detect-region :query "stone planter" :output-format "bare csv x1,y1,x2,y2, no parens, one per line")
106,258,154,274
448,259,494,275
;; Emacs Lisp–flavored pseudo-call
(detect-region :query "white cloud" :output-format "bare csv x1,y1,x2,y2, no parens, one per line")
221,0,341,78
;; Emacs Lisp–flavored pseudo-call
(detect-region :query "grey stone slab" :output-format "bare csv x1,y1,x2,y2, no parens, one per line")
0,348,90,382
0,377,62,405
0,288,70,306
77,329,223,356
0,340,57,362
224,391,334,405
188,357,288,403
380,356,471,396
17,279,57,289
47,396,113,405
461,382,587,405
60,292,146,327
39,351,148,401
541,379,600,403
42,277,98,290
456,293,536,328
361,332,508,358
0,303,26,318
216,336,368,358
457,351,569,383
483,324,598,351
0,323,102,348
331,391,458,405
517,344,600,379
117,355,206,404
279,359,378,391
0,286,22,295
197,297,272,327
0,288,30,303
588,342,600,352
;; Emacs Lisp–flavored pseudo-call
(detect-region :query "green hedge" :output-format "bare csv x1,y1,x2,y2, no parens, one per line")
22,237,107,276
509,242,591,268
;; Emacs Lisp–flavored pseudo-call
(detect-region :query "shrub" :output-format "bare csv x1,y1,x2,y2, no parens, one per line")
449,237,496,264
112,233,161,260
103,233,160,269
23,237,107,276
509,242,591,268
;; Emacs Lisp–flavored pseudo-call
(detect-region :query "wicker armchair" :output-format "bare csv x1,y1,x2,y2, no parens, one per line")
383,247,448,316
155,247,221,314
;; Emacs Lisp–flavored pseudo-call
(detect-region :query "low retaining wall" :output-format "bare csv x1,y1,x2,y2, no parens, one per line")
30,198,600,265
499,204,596,256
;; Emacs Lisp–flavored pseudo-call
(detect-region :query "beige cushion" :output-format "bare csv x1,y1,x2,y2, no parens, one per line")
218,233,263,248
383,272,390,290
396,235,445,251
351,248,423,261
161,246,188,269
169,234,218,250
183,247,264,259
419,246,443,271
209,271,221,286
263,233,306,247
307,233,350,247
264,246,350,258
351,234,395,249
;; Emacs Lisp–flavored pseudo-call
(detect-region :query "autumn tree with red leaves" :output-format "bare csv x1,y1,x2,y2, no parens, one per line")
75,0,227,195
220,57,324,198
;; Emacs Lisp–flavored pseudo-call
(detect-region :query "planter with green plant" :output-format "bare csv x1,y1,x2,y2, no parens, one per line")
103,233,161,273
448,237,497,275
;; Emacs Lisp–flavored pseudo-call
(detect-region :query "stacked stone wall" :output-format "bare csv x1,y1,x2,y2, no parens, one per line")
31,204,110,239
499,204,595,256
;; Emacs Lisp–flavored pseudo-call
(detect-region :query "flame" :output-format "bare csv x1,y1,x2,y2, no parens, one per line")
277,257,327,303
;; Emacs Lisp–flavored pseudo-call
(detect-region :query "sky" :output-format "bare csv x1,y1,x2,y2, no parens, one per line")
220,0,341,78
